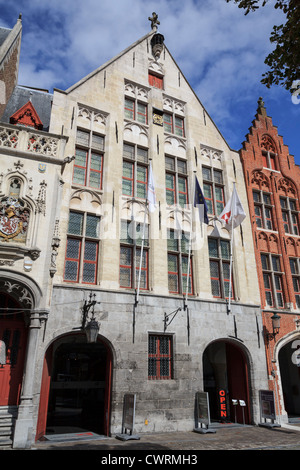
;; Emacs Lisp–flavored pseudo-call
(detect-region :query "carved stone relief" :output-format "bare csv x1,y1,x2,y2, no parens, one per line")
200,145,223,162
277,177,296,197
251,170,270,190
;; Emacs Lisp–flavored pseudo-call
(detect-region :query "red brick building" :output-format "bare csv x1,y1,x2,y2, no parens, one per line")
240,97,300,424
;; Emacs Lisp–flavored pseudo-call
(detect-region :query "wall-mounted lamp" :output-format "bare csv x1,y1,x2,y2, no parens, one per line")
81,292,100,343
265,313,281,342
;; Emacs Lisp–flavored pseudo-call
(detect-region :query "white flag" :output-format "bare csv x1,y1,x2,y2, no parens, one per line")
147,162,156,212
219,185,246,230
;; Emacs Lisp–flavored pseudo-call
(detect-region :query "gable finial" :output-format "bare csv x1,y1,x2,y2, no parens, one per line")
148,12,160,31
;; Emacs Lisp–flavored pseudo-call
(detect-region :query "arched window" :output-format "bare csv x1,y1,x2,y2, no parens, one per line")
261,135,277,170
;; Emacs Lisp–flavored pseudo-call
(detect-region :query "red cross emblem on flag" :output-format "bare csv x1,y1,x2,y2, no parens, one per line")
221,211,231,224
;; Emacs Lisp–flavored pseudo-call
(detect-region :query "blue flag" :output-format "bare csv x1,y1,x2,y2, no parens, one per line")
194,176,209,224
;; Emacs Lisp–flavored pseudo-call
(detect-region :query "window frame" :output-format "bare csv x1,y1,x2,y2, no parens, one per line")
163,112,185,138
165,155,189,207
262,149,277,171
253,190,274,230
64,211,100,285
73,129,104,190
167,229,193,295
148,72,163,89
119,220,149,290
208,237,234,299
122,143,149,199
280,196,299,235
202,167,225,217
148,334,174,380
289,258,300,308
124,97,148,125
261,253,285,308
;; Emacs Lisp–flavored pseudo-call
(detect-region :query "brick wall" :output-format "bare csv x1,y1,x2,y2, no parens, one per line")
240,98,300,415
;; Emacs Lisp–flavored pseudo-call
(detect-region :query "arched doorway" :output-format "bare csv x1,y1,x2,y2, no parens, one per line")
36,333,112,440
0,292,28,406
203,340,251,424
279,337,300,420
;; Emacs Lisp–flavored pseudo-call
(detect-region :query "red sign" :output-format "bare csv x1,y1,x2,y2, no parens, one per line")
219,390,227,419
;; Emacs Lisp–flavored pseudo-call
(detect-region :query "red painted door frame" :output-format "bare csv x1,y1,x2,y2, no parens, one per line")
35,343,53,441
226,342,251,424
0,317,28,406
35,335,112,441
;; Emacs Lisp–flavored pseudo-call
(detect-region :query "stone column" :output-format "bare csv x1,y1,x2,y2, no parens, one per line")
13,310,47,449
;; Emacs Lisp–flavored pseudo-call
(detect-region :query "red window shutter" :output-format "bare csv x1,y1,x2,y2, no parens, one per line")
148,73,163,89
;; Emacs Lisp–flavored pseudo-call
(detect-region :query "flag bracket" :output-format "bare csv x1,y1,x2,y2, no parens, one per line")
163,308,182,332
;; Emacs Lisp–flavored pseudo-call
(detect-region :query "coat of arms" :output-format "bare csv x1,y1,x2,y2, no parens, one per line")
0,197,30,242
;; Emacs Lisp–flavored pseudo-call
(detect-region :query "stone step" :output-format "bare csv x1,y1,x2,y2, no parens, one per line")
0,417,15,425
0,438,13,448
0,427,13,435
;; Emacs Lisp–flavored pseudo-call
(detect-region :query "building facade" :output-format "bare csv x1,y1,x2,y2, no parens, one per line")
0,15,271,449
240,98,300,424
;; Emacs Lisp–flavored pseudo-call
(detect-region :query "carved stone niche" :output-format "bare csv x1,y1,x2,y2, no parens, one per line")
0,177,41,266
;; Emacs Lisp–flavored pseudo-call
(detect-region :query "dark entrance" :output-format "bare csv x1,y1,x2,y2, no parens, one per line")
203,340,251,424
0,293,28,406
39,337,112,437
279,339,300,419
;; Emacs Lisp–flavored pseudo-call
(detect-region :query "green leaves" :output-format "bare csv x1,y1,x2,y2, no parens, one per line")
226,0,300,93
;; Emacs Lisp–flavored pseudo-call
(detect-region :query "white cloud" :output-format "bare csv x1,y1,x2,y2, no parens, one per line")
1,0,298,157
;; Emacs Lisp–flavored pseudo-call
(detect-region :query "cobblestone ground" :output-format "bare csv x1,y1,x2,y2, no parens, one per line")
31,424,300,451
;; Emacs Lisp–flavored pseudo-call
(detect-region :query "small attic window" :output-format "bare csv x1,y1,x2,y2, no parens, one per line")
149,72,163,89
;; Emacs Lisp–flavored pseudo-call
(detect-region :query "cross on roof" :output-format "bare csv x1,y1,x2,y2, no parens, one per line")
148,12,160,30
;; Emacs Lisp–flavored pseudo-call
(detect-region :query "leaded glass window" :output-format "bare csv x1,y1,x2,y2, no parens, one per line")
120,220,149,290
165,156,188,207
148,335,173,380
208,238,233,299
260,253,284,308
64,211,100,284
122,143,149,200
167,229,193,295
73,129,104,189
202,167,225,216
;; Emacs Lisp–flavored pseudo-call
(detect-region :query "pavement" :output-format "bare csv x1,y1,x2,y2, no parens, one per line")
29,422,300,452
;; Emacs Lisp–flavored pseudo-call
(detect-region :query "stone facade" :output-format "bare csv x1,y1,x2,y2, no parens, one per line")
0,17,271,449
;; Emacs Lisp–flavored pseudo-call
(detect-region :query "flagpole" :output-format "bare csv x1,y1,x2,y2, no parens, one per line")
227,183,235,314
184,171,196,310
136,159,154,305
136,194,147,306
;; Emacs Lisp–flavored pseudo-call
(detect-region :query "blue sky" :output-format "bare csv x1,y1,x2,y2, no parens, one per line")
0,0,299,163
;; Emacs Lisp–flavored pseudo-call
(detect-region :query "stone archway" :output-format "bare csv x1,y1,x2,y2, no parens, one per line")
278,336,300,420
36,332,113,440
203,339,251,424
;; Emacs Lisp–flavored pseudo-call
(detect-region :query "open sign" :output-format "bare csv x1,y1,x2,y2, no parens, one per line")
219,389,227,419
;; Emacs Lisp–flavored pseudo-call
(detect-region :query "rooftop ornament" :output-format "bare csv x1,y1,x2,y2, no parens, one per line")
148,12,160,31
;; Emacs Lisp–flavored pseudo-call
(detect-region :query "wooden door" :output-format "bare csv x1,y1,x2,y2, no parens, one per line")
0,317,27,406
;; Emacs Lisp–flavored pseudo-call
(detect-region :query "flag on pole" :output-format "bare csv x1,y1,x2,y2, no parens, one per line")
219,184,246,230
147,162,156,212
194,175,209,224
